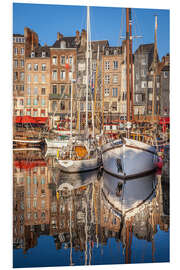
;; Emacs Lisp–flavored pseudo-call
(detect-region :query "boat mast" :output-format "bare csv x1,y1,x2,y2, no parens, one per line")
152,15,158,122
129,9,134,121
126,8,130,122
86,6,90,130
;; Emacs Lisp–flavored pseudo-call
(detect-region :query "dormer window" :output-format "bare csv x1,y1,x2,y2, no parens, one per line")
114,49,117,55
31,51,35,58
105,50,109,56
42,51,46,57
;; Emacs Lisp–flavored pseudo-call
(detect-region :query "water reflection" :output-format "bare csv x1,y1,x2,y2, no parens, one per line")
13,149,169,267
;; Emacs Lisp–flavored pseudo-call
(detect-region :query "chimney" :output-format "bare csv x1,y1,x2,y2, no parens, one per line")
76,30,80,39
80,29,87,47
57,32,63,40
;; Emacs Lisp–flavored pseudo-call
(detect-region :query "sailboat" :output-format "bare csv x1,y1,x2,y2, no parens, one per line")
56,6,101,173
102,8,158,179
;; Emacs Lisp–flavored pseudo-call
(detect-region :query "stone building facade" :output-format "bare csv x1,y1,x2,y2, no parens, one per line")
24,46,51,118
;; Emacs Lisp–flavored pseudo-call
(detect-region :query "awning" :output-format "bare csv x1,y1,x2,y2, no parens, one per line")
14,160,47,170
159,117,170,125
15,116,48,124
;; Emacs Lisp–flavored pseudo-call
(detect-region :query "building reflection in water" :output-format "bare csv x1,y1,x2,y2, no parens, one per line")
13,149,169,265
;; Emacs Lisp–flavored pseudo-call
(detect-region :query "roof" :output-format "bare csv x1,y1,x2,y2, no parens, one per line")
135,43,154,54
52,36,77,48
34,46,50,57
13,33,24,37
91,40,109,50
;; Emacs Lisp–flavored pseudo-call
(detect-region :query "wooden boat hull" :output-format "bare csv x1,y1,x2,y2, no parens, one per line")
102,138,158,179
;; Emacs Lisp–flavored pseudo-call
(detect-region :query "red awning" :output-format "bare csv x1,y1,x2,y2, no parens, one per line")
159,117,170,125
14,160,47,170
15,116,48,124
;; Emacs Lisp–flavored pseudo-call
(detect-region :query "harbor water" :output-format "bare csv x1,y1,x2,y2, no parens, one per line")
13,149,169,268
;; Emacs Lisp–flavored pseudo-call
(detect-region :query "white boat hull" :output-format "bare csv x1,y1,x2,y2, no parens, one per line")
45,138,69,148
102,171,156,215
57,157,100,173
102,138,158,179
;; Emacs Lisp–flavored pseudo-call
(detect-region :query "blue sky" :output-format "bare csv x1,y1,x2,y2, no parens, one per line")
13,3,169,59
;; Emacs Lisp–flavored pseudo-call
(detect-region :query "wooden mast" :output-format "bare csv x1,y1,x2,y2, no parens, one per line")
126,8,130,122
86,6,90,130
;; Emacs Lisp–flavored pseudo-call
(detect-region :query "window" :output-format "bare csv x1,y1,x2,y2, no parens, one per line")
27,63,31,71
60,85,65,95
52,85,57,94
80,102,84,111
113,75,118,83
20,48,24,55
69,56,73,65
19,99,24,106
34,75,38,82
60,101,65,110
41,98,45,106
42,74,45,82
122,92,126,101
60,70,65,80
112,88,118,97
149,93,153,101
41,110,45,117
105,61,110,70
27,74,31,82
52,56,57,65
157,82,160,88
42,64,46,71
105,75,110,84
20,110,24,116
34,64,38,71
20,60,24,67
33,110,38,117
164,71,168,78
69,70,72,80
14,59,18,68
34,87,38,95
113,61,118,69
141,69,146,77
33,98,38,105
26,109,31,116
27,98,31,105
33,199,37,209
42,51,46,57
27,87,31,95
112,102,117,111
104,88,109,96
41,200,45,209
31,51,35,58
41,88,46,95
20,85,24,91
148,81,153,88
141,81,147,88
14,72,18,80
52,70,57,80
33,176,37,184
61,56,65,65
104,102,109,111
52,101,57,111
20,72,24,81
14,48,18,55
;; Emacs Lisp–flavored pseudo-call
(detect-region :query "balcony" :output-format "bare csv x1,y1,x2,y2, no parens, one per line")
49,93,71,100
49,94,62,100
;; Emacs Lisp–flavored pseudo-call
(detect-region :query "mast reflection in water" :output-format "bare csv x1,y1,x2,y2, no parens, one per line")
13,150,169,268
